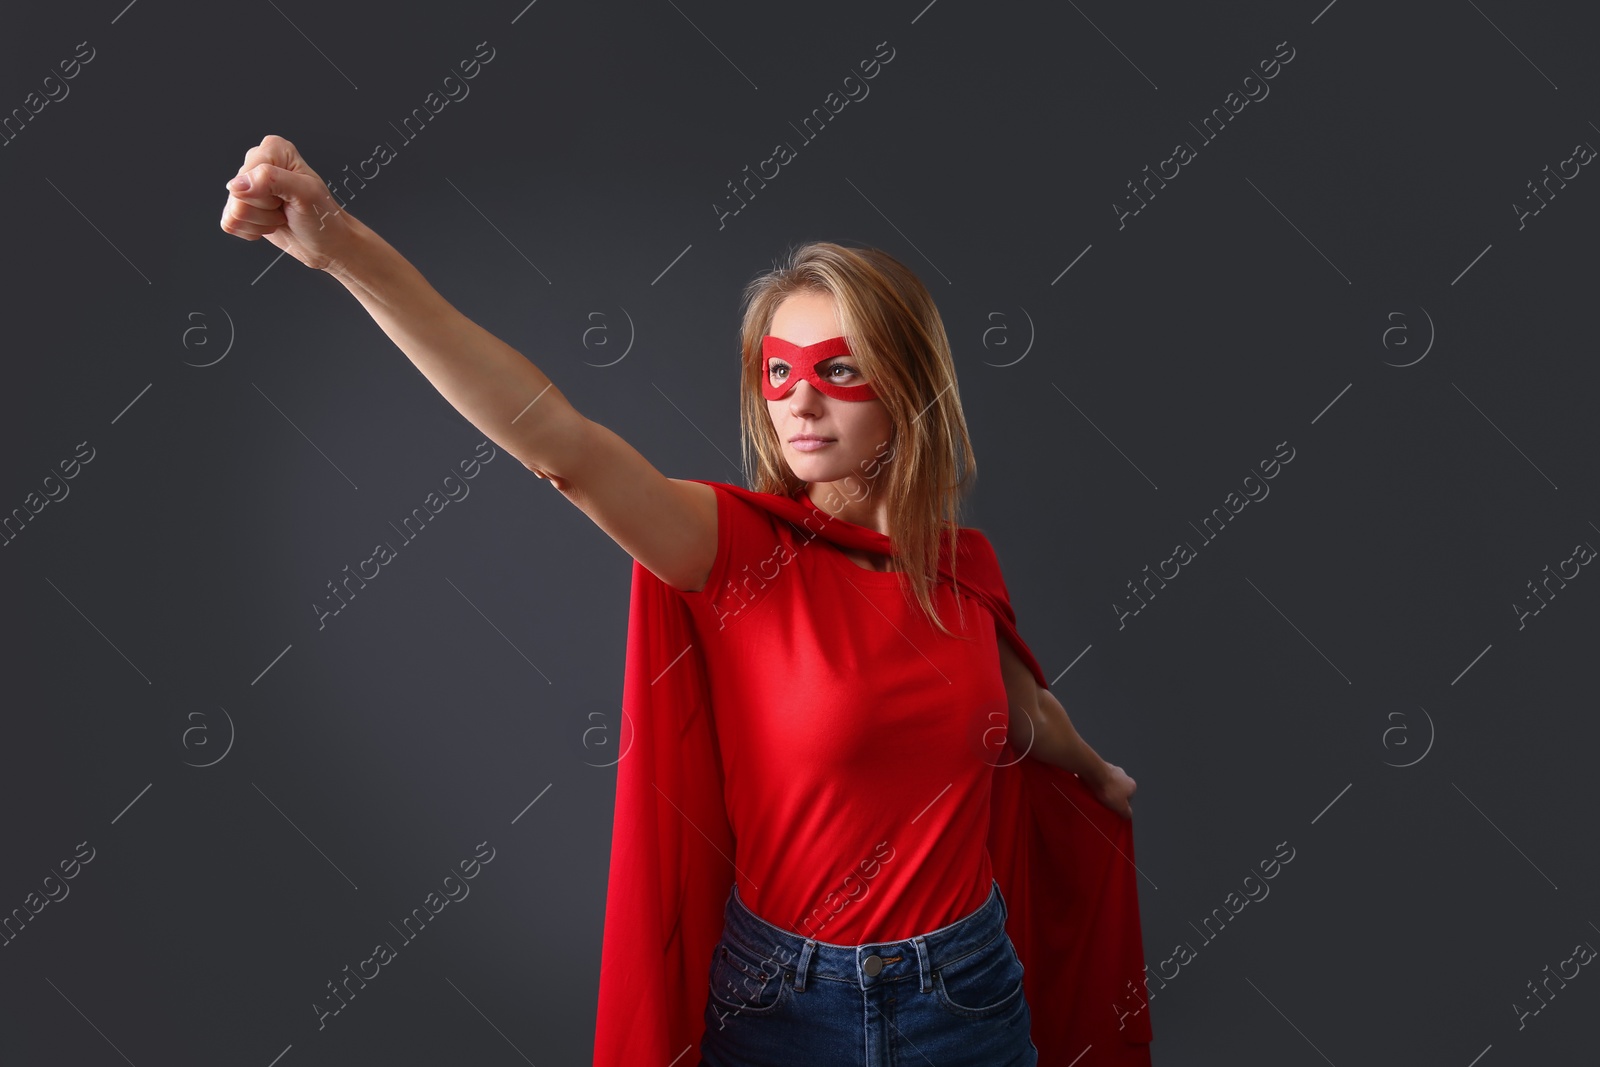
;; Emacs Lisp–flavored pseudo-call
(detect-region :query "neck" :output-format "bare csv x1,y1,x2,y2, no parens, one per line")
805,477,892,536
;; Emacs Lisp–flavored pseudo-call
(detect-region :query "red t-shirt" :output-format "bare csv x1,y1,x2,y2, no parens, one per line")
674,484,1013,945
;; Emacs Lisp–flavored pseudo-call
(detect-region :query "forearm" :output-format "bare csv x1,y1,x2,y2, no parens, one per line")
324,215,571,469
1026,688,1112,782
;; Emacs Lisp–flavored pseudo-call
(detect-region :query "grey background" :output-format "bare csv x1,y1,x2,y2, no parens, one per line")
2,0,1597,1063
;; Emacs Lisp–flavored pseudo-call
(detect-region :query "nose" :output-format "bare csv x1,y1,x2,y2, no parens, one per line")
785,377,824,415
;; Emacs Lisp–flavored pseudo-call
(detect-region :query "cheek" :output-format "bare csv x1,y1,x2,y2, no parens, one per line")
860,403,893,443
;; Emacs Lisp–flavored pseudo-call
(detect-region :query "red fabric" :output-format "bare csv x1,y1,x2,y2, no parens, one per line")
672,481,1009,944
593,480,1154,1066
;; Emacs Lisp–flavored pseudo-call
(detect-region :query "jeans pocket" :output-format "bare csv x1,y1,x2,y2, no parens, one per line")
707,936,790,1016
933,932,1026,1018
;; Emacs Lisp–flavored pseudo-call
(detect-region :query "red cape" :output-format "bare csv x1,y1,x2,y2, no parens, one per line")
593,481,1154,1065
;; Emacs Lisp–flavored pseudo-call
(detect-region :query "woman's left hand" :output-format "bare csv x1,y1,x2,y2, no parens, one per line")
1087,763,1136,819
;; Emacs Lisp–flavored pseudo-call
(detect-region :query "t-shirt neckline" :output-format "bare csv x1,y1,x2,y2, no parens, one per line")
799,489,904,584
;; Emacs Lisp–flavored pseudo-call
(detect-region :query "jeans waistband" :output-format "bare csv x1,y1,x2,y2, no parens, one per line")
722,878,1008,994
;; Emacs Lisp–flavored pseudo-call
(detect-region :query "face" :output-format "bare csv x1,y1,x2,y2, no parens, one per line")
764,291,894,492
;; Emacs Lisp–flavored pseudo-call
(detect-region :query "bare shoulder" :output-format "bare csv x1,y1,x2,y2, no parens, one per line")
534,413,722,592
664,478,718,539
669,477,719,510
661,477,719,591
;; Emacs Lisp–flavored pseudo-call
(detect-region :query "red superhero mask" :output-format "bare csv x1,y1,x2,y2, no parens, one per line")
761,335,878,402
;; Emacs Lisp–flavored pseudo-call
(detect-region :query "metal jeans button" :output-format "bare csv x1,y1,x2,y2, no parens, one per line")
862,953,884,976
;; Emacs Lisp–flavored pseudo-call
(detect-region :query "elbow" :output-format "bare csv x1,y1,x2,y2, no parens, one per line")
515,398,588,482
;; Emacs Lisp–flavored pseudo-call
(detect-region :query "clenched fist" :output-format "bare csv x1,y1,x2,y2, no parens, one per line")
1088,762,1137,820
219,135,356,271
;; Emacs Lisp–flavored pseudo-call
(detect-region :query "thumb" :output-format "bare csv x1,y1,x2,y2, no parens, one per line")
226,163,327,210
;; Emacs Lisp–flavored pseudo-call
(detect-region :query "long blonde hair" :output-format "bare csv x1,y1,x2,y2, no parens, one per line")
736,241,980,639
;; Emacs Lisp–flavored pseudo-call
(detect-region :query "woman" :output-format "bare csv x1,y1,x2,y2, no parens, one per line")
220,136,1147,1067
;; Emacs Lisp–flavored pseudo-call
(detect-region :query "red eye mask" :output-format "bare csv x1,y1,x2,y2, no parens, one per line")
761,335,878,402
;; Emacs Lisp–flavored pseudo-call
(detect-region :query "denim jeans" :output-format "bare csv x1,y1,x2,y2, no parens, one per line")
698,878,1038,1066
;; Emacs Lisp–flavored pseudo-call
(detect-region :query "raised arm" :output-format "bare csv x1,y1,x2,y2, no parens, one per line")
220,135,718,592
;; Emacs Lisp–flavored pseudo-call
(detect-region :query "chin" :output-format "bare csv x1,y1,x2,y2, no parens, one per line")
784,457,822,482
780,467,820,490
784,449,835,473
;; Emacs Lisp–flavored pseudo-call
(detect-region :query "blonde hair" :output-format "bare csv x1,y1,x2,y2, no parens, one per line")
736,241,979,639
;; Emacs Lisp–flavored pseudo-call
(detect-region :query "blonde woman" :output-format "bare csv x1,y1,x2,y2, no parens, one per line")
221,135,1149,1067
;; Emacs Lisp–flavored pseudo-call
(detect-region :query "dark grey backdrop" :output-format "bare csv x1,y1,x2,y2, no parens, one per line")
2,1,1596,1063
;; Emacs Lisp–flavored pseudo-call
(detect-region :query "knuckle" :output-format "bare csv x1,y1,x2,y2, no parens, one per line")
242,163,273,191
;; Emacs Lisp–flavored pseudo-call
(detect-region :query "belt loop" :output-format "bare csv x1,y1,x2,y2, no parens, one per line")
913,934,932,993
793,939,816,992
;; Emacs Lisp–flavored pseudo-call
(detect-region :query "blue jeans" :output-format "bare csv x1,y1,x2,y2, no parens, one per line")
698,878,1038,1066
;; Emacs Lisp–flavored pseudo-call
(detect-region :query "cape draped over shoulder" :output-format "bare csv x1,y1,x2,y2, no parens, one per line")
592,479,1154,1066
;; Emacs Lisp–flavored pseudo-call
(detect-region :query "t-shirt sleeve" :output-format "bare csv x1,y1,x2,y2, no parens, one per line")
672,483,780,622
961,528,1051,691
957,528,1013,605
961,528,1009,599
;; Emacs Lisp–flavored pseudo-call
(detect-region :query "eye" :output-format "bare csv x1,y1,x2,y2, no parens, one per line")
823,362,860,381
768,361,789,384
